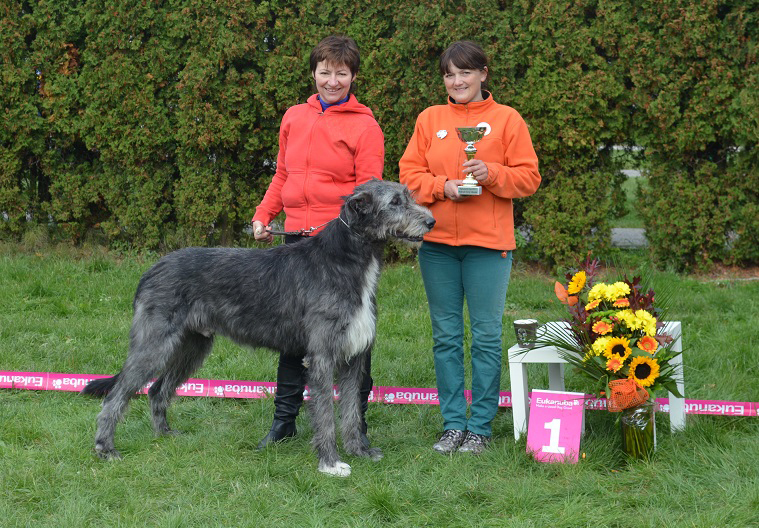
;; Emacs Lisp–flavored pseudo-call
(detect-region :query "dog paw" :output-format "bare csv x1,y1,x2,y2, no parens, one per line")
157,428,183,436
318,461,351,477
95,445,122,461
367,447,384,461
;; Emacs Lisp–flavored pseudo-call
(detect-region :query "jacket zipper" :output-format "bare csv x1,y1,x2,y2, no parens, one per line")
304,110,324,230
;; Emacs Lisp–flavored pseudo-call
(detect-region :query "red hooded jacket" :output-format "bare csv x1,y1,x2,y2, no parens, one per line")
253,94,384,233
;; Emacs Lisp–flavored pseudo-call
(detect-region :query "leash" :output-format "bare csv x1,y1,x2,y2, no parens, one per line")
253,218,336,237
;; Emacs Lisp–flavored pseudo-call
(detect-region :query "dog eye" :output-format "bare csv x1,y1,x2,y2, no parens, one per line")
390,196,402,206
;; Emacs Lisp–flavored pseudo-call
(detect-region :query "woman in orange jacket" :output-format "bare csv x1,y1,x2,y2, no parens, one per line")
400,41,541,455
252,35,384,449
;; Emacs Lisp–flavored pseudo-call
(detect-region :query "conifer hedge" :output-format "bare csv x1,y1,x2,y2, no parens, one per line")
2,0,757,269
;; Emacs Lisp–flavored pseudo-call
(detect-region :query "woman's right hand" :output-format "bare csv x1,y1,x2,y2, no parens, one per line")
444,180,470,202
252,221,274,243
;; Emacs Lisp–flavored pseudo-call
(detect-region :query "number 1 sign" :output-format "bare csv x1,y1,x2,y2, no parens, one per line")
526,389,585,463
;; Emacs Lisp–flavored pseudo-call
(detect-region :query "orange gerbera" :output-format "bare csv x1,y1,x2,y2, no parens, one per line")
606,357,623,373
637,336,658,354
613,298,630,308
585,299,601,311
592,320,613,335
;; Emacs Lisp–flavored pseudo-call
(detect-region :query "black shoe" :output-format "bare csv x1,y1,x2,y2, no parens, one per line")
256,420,297,450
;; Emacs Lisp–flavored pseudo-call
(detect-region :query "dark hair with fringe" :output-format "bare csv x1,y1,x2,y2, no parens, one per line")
439,40,489,89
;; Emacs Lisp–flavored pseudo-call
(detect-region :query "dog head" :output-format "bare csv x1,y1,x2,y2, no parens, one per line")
342,179,435,243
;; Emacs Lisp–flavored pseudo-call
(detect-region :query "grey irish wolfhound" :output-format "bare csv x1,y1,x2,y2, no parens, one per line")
82,179,435,477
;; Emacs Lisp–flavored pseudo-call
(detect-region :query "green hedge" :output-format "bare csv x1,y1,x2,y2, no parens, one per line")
2,0,757,269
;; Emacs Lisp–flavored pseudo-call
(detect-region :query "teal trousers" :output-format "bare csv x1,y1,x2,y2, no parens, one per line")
419,242,512,437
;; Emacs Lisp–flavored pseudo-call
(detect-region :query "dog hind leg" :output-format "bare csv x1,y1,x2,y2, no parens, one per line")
94,358,160,460
149,332,214,435
93,318,184,459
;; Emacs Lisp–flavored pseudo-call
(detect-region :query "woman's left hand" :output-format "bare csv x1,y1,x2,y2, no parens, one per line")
462,159,488,182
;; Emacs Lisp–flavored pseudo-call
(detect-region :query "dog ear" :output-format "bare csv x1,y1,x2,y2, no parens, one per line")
345,189,373,216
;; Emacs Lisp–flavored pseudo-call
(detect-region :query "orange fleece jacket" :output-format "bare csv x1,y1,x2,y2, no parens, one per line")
253,93,384,233
399,93,541,250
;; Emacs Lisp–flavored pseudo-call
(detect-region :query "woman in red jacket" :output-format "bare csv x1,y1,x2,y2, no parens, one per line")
252,35,384,449
400,41,540,455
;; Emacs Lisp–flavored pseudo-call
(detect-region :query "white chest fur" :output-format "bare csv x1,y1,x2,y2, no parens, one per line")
343,256,380,358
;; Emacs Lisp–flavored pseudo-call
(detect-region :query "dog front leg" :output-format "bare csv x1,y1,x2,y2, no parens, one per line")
339,352,383,461
307,354,350,477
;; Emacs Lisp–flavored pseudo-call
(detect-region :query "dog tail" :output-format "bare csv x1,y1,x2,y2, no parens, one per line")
81,374,120,397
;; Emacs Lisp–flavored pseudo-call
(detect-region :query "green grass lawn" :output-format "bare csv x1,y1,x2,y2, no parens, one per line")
1,246,758,527
611,175,648,230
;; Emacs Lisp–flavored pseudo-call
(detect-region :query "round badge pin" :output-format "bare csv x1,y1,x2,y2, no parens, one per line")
436,130,448,139
476,122,492,136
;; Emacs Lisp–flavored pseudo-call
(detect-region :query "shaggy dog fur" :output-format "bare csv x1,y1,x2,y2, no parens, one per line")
82,179,434,476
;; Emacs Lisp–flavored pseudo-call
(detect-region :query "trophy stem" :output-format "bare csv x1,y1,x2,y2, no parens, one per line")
456,127,486,196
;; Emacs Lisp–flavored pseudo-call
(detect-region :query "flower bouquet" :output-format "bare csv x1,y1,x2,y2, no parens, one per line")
541,256,683,459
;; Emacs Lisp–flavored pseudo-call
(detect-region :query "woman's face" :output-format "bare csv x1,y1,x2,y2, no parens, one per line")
443,63,487,104
313,61,356,105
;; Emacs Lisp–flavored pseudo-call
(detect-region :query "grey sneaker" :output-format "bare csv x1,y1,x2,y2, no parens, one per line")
457,432,490,454
433,429,466,454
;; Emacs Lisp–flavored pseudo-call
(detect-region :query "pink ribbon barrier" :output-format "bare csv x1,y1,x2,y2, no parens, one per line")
1,370,756,417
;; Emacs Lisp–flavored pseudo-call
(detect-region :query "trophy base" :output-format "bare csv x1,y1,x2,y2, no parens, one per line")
457,185,482,196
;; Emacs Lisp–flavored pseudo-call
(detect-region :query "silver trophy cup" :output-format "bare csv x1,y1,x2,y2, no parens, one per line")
455,126,487,196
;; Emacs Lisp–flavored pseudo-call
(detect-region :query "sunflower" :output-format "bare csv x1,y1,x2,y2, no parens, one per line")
606,357,623,373
567,271,587,295
612,298,630,308
637,336,658,354
628,356,660,387
603,336,632,361
592,320,613,335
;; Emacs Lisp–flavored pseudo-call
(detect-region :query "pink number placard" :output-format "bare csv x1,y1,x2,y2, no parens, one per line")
526,390,585,463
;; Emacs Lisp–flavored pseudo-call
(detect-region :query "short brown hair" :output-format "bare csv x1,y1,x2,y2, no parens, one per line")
309,35,361,77
439,40,489,87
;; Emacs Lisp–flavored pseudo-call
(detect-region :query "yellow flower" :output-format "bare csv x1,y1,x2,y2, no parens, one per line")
591,336,612,357
614,309,638,330
567,271,587,295
635,309,657,336
603,337,632,362
604,282,631,302
588,283,608,302
628,356,660,387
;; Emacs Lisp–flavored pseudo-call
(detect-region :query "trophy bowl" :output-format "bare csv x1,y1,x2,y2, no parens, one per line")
456,126,487,147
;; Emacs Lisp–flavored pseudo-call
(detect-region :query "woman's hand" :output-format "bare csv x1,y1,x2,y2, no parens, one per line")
444,180,470,202
252,220,274,243
462,159,489,182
